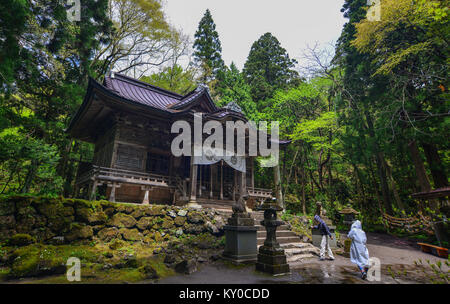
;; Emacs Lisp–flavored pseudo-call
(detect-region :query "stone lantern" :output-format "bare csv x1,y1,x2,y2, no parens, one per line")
339,204,360,226
255,199,290,275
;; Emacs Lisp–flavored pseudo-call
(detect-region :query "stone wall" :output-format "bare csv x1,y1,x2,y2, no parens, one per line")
0,196,225,245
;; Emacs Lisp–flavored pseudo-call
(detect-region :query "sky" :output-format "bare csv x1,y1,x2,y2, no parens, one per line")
163,0,347,70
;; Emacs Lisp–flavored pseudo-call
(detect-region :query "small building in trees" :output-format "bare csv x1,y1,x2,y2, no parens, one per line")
67,73,288,207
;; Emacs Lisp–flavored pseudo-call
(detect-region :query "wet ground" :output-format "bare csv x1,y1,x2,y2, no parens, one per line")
157,232,449,284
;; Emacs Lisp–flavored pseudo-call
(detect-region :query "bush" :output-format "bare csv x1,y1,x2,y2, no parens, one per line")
9,234,35,246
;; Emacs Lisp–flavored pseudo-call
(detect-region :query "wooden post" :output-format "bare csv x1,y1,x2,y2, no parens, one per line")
274,164,284,210
188,155,199,208
251,157,255,189
89,180,98,201
209,165,213,199
141,186,151,205
198,166,202,197
108,182,117,202
240,170,247,196
233,171,237,201
220,161,224,200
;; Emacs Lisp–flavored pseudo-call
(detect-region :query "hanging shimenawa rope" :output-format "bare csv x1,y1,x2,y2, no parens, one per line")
381,212,435,235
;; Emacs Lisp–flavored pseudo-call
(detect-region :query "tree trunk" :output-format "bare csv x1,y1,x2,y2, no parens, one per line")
408,140,447,246
384,159,406,213
421,142,448,188
21,159,38,193
364,111,393,214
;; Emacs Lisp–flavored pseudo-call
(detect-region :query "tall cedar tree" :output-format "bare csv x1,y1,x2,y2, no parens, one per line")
243,33,298,103
193,9,225,83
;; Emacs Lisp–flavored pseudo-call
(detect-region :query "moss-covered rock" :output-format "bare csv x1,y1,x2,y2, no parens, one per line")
161,216,175,229
119,228,143,242
9,234,36,246
9,244,66,278
174,216,186,227
76,208,108,225
187,211,204,224
65,223,94,242
31,227,55,242
146,205,165,216
152,231,163,242
116,204,135,214
130,206,148,219
108,213,136,228
138,264,159,279
97,227,120,242
136,217,156,231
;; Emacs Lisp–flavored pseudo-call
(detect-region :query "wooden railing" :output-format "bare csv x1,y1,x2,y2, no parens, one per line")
76,164,273,200
248,187,272,198
76,165,174,188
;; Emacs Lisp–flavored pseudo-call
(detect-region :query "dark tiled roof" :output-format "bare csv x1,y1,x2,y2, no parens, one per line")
103,73,218,113
104,73,183,112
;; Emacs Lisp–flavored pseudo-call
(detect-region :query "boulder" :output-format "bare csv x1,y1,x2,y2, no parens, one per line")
130,207,147,219
174,216,186,227
187,212,204,224
108,213,136,228
139,264,159,279
205,221,219,235
146,205,165,216
174,259,197,274
152,231,163,242
161,217,175,229
175,228,183,237
177,210,188,217
65,223,93,241
9,234,36,246
136,217,156,231
119,228,143,242
76,208,107,225
116,204,135,214
163,254,178,265
98,227,120,242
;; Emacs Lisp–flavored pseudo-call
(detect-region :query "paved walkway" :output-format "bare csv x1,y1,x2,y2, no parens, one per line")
157,232,448,284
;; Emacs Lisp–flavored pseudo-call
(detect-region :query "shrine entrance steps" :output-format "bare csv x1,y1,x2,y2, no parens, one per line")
197,202,320,265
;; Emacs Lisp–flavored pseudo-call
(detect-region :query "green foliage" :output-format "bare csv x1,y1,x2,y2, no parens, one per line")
193,9,225,82
243,32,299,103
140,64,196,95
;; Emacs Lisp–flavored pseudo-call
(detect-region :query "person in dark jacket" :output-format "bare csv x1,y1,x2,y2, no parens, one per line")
311,215,335,260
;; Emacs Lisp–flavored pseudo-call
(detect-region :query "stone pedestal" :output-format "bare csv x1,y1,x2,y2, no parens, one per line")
223,213,257,263
255,204,290,276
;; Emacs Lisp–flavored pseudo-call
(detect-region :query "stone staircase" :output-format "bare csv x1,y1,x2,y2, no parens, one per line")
199,202,319,265
251,210,319,265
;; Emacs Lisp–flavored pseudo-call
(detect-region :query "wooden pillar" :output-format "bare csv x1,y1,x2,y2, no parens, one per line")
108,182,117,202
188,155,200,207
240,170,247,196
274,164,284,210
141,186,151,205
220,161,224,200
209,165,213,199
233,171,237,201
251,157,255,189
89,180,98,201
198,166,202,197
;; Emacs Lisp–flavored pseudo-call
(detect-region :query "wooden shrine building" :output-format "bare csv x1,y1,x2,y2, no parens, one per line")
67,73,288,207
